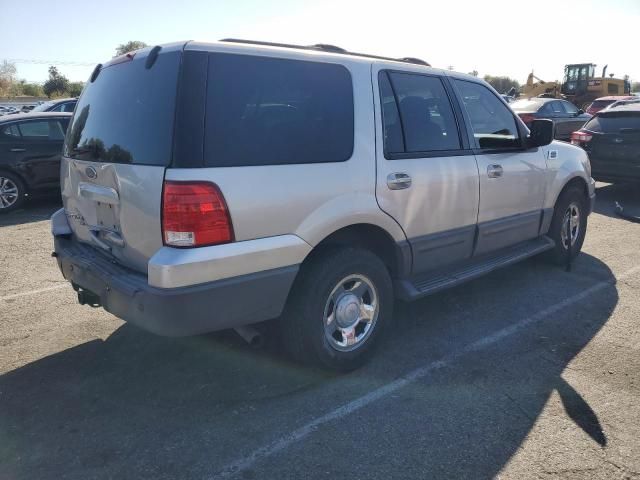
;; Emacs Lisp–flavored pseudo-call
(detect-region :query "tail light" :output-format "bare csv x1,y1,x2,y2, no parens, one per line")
518,113,536,126
162,181,234,248
570,131,593,146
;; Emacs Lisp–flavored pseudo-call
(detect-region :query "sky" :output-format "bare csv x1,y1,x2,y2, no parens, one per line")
2,0,639,85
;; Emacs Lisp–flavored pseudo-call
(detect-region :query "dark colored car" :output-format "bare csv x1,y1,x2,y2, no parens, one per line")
571,104,640,183
0,112,71,212
510,98,592,141
31,98,77,113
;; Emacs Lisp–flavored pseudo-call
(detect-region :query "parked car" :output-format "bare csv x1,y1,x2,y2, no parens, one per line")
571,103,640,183
51,41,594,371
510,97,592,141
0,112,71,212
602,98,640,111
21,105,36,113
585,95,636,115
31,98,77,113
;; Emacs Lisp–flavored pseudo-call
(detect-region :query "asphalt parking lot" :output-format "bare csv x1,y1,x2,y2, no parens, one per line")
1,184,639,480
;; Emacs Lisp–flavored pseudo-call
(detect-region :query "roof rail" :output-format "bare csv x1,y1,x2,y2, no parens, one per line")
219,38,430,67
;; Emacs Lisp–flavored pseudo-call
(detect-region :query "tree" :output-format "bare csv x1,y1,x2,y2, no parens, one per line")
483,75,520,94
68,81,84,97
632,81,640,93
21,82,44,97
43,66,69,98
0,60,17,97
115,41,147,57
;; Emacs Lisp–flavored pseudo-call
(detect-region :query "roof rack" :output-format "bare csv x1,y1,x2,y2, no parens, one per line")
219,38,430,67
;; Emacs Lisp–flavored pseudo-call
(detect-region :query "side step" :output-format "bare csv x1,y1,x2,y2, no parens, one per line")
397,236,555,301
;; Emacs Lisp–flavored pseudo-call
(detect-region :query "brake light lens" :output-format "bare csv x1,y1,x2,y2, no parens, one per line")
518,113,536,126
162,181,233,247
570,131,593,146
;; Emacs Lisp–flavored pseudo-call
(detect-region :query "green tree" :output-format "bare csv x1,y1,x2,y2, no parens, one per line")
43,66,69,98
115,41,147,57
21,82,44,97
0,60,17,97
483,75,520,94
68,81,84,97
632,81,640,93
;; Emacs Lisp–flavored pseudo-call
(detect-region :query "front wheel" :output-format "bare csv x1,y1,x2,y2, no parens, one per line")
546,185,588,265
280,247,393,371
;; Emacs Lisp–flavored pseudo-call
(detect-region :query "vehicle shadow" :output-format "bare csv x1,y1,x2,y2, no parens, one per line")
0,254,618,479
593,182,640,219
0,196,61,228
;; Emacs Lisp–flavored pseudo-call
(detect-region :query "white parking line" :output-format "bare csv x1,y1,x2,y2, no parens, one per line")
0,284,68,302
211,264,640,479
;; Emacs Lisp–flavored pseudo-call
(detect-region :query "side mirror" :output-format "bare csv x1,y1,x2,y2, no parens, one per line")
527,119,554,148
576,109,585,116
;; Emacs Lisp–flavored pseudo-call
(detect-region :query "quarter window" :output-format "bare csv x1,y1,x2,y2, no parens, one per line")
383,72,461,153
454,79,520,149
1,124,21,138
204,54,354,167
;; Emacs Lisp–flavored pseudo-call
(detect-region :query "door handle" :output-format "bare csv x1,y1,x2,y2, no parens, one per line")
387,172,412,190
487,164,503,178
10,148,26,152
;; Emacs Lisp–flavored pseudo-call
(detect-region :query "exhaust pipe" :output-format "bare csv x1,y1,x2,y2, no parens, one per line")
234,325,264,348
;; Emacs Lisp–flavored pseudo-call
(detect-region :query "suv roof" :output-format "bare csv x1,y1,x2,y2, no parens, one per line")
218,38,431,67
597,103,640,114
593,95,636,102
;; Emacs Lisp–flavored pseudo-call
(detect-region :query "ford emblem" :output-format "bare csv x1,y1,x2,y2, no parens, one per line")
85,166,98,179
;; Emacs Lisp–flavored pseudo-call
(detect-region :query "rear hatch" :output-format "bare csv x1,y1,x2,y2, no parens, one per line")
61,44,184,273
583,111,640,178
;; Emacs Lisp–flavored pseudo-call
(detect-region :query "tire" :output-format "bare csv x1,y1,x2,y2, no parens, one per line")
546,185,588,265
280,247,393,371
0,172,26,213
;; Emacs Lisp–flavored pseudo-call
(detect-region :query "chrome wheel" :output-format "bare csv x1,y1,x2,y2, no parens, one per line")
560,202,581,249
323,274,379,352
0,177,19,209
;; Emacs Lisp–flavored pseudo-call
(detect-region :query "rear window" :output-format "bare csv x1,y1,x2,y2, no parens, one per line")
585,113,640,133
64,50,181,165
203,54,354,167
510,99,544,111
590,100,614,109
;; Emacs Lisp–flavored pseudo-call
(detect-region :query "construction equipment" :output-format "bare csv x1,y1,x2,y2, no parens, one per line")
522,64,631,108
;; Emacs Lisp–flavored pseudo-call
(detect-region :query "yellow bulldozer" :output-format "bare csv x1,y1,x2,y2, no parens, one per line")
522,64,630,108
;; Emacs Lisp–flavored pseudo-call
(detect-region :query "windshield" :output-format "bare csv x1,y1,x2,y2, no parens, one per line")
31,101,55,112
64,50,181,165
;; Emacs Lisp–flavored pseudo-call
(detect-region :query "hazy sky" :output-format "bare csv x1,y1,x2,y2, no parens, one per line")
2,0,639,84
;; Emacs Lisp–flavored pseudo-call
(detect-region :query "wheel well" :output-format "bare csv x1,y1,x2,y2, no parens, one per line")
558,176,589,204
0,168,28,193
305,224,403,277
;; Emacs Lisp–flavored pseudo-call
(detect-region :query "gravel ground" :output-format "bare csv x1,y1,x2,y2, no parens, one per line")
0,185,639,480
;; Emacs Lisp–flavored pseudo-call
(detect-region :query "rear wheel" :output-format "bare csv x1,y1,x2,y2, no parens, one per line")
280,247,393,371
546,185,588,264
0,172,26,213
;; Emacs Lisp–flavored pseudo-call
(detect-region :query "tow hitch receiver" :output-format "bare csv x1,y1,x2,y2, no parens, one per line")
77,288,102,308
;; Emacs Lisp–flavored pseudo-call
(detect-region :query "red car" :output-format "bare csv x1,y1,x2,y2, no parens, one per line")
585,96,636,115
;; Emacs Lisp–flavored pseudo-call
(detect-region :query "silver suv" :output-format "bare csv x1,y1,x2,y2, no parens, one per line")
52,40,596,371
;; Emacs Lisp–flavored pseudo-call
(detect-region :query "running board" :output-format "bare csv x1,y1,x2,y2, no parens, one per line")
397,236,555,301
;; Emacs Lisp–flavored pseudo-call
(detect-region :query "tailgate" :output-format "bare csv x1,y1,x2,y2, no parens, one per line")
61,44,184,273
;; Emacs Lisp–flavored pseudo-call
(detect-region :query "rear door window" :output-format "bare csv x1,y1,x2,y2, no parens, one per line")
585,113,640,133
19,120,68,141
383,72,461,153
453,79,520,149
1,124,21,138
204,53,354,167
64,50,181,165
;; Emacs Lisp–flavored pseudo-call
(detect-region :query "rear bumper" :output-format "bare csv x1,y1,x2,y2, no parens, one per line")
53,235,298,336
